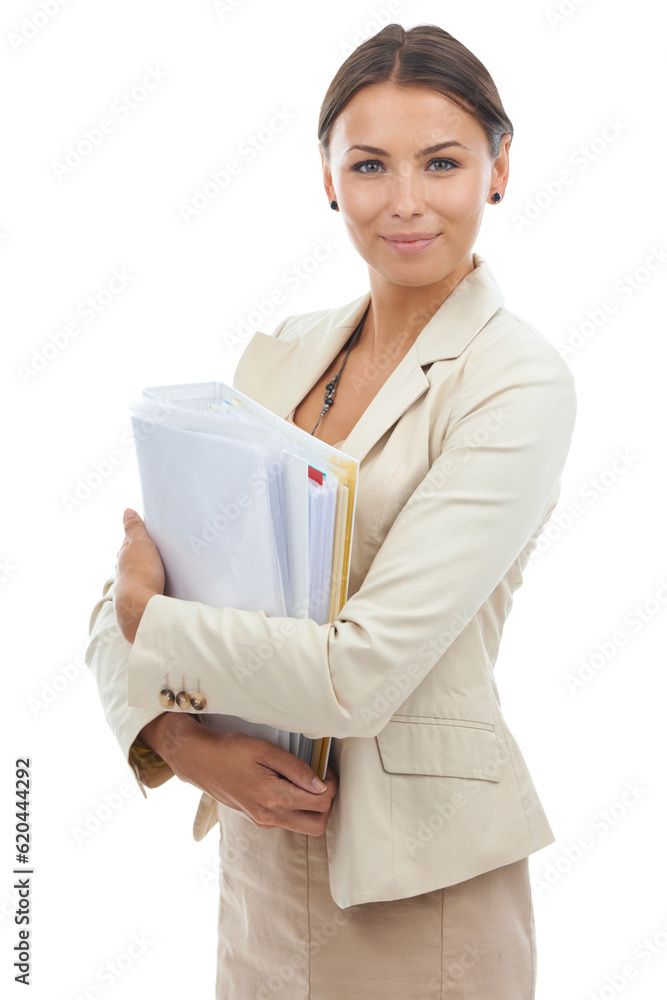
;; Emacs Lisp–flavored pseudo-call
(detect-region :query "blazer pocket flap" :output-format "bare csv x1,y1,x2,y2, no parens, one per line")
376,720,502,782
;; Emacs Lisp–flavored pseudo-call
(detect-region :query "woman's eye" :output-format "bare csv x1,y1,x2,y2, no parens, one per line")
429,158,457,171
353,160,383,173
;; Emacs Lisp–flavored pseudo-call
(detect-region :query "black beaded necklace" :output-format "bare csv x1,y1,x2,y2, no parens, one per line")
310,303,371,436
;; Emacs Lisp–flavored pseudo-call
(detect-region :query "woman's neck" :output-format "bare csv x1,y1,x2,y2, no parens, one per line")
359,253,476,360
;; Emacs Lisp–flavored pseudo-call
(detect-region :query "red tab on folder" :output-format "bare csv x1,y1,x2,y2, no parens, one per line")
308,465,324,485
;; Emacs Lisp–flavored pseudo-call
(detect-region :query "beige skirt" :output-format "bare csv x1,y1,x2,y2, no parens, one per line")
214,803,536,1000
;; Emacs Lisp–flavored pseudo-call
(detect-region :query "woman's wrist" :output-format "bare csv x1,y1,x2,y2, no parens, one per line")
139,712,202,766
114,583,157,644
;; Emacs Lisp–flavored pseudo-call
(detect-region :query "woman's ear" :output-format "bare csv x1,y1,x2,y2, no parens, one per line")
320,144,335,205
490,133,511,201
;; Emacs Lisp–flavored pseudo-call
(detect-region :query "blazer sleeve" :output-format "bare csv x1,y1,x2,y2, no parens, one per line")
85,573,178,795
124,329,577,740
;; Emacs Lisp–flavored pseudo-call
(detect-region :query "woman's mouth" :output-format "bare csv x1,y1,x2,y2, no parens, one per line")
380,233,441,256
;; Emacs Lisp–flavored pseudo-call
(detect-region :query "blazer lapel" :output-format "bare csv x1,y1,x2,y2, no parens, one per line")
232,292,371,422
232,254,505,464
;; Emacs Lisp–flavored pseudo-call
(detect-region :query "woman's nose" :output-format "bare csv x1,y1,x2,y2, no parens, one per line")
385,167,427,215
387,180,425,216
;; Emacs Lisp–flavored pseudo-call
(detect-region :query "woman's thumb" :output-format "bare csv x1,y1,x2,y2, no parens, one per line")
284,754,327,792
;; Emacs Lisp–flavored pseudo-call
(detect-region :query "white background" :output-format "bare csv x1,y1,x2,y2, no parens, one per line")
2,1,666,998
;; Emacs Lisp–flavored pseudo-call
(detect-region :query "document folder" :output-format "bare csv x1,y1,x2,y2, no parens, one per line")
126,381,358,781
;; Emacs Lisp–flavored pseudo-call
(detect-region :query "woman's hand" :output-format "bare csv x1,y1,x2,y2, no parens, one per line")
141,714,339,836
114,508,165,644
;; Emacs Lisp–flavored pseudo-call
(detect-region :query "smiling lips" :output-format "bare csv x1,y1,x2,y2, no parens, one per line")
380,233,441,255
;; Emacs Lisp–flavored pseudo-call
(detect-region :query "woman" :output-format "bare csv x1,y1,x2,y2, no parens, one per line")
87,22,577,1000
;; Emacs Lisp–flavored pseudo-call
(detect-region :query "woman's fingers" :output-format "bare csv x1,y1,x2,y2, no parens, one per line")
162,725,339,835
257,765,339,818
113,508,166,642
117,508,165,593
221,734,339,824
256,738,331,793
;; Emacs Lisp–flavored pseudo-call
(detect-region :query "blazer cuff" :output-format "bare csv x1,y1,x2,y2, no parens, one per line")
85,582,177,797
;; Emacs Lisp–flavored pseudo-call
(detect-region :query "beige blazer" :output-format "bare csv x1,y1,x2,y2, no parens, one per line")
86,252,577,909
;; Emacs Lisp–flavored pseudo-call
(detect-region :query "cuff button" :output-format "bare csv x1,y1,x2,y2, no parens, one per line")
175,689,191,709
159,688,175,708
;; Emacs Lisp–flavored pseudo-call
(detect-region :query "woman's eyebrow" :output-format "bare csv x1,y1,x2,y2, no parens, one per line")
345,140,472,156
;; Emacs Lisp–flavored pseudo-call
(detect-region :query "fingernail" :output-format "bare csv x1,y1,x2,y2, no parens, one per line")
123,508,136,521
311,777,327,792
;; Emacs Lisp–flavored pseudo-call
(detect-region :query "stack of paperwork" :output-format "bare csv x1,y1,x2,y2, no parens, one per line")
127,382,359,781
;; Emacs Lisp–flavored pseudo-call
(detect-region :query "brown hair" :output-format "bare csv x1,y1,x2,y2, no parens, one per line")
318,23,513,162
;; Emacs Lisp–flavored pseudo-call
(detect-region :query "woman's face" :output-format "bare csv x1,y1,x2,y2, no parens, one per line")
321,81,509,288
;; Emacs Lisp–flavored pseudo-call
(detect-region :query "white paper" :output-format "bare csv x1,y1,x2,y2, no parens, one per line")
128,381,359,778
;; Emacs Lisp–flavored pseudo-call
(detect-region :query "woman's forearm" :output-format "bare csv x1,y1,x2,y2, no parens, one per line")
138,712,337,835
139,711,201,764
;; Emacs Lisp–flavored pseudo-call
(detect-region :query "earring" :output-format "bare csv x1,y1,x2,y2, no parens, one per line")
492,192,502,203
330,199,338,211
